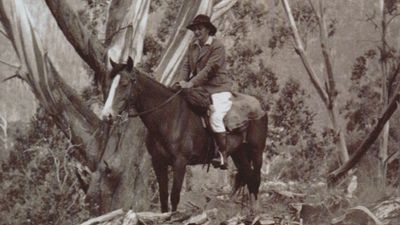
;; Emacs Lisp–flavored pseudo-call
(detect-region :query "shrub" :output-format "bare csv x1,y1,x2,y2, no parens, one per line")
0,107,89,225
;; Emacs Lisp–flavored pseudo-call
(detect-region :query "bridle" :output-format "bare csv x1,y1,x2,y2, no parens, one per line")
128,89,183,118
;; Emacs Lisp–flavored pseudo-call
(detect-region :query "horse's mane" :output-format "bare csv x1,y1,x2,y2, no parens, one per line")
133,68,175,96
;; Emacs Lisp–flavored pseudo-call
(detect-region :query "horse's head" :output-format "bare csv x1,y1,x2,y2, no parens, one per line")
101,57,139,120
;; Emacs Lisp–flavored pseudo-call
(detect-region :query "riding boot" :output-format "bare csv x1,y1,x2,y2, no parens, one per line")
211,132,228,170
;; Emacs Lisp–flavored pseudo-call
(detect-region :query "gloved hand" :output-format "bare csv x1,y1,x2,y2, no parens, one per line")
171,82,181,92
179,80,194,89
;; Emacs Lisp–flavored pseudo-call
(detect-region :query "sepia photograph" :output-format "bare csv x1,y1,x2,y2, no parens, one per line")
1,0,400,224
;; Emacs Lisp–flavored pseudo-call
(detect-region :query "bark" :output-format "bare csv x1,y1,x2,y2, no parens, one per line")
281,0,349,163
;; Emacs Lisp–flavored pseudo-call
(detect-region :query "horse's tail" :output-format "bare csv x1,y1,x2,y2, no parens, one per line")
230,142,260,198
231,143,251,196
231,114,268,199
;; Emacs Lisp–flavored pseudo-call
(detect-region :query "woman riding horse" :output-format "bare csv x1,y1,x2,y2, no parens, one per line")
174,14,232,169
100,15,268,213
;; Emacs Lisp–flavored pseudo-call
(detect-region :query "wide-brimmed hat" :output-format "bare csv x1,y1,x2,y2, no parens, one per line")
186,14,217,36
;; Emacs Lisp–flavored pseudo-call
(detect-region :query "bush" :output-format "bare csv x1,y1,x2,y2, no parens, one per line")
0,107,89,225
269,78,335,181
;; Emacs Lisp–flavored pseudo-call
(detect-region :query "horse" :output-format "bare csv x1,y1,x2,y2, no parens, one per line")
101,57,268,212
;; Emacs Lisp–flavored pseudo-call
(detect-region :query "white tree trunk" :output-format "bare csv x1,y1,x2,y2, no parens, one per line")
106,0,150,65
378,0,389,183
281,0,349,163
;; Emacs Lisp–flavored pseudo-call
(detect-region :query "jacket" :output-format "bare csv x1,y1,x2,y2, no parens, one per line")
180,37,232,94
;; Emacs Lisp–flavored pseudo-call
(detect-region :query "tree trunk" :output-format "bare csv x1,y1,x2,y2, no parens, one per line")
281,0,349,163
44,0,154,214
378,0,389,183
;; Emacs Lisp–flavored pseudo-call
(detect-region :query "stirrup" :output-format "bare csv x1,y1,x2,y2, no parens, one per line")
211,151,228,170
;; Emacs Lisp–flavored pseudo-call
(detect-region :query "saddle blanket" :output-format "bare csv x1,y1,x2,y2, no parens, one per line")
223,92,265,131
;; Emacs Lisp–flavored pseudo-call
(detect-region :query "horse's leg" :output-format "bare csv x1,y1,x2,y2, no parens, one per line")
152,158,169,212
170,157,187,212
147,137,170,212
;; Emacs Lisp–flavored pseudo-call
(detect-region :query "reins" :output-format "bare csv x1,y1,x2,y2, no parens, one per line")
128,88,183,118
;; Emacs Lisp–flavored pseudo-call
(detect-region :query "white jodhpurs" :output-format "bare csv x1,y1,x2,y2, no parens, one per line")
209,92,232,133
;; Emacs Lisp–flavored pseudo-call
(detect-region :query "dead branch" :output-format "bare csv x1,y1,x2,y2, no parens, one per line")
0,58,19,69
2,74,22,82
80,209,124,225
281,0,329,105
328,85,400,184
386,12,400,26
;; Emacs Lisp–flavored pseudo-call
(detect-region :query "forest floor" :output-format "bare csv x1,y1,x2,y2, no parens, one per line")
81,165,400,225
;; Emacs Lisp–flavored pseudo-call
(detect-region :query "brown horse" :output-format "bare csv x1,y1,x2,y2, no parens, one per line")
101,57,268,212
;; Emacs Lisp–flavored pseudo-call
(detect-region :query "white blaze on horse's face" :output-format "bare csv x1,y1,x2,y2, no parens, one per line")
101,74,121,120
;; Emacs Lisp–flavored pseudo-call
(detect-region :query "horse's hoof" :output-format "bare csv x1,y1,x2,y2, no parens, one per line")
211,160,228,170
212,161,221,168
220,164,228,170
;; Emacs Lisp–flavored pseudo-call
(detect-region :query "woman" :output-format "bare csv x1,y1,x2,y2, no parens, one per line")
177,14,233,169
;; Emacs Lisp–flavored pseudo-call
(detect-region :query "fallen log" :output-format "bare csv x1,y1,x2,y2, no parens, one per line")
331,206,384,225
121,211,138,225
183,208,218,225
80,209,125,225
373,197,400,224
136,211,173,224
80,208,221,225
220,214,246,225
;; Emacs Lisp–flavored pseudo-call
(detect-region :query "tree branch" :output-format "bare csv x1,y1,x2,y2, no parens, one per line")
2,74,22,82
44,0,108,84
80,209,125,225
281,0,329,105
386,12,400,26
0,58,19,69
0,27,8,39
328,64,400,183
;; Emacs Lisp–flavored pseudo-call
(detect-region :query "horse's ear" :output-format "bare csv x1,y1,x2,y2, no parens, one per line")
110,58,117,68
127,56,134,71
